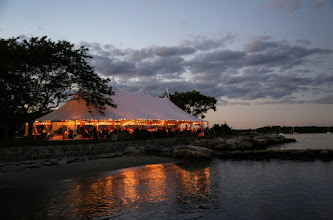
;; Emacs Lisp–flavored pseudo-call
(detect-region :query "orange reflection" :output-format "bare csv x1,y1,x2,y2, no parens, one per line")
178,166,211,198
121,170,139,205
63,163,211,219
142,164,167,202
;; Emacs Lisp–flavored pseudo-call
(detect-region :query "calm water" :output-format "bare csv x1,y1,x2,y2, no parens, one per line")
273,133,333,150
2,160,333,219
1,134,333,219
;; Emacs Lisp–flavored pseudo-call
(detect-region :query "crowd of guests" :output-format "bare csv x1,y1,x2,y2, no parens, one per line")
35,124,205,140
75,125,204,140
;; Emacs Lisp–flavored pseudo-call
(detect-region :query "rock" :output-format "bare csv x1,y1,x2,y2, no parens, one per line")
27,165,40,169
42,161,53,166
198,204,211,209
214,138,225,144
191,139,202,146
146,145,173,157
214,144,227,150
238,141,253,150
123,146,141,155
225,139,239,148
173,145,214,155
320,150,329,154
172,149,212,160
254,137,268,147
172,145,213,160
197,139,211,148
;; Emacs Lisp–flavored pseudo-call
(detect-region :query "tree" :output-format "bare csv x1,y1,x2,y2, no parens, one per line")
166,90,217,119
0,36,116,139
211,123,232,135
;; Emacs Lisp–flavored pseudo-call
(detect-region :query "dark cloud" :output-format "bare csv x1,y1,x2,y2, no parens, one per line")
123,48,153,61
136,56,185,76
186,50,245,75
83,36,332,106
313,94,333,104
153,46,195,57
295,39,312,46
244,40,332,69
92,55,135,76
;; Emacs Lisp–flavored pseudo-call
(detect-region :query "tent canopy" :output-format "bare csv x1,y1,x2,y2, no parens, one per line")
36,88,205,122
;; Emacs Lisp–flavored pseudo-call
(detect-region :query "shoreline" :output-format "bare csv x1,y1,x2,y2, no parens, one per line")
1,134,333,188
0,154,184,188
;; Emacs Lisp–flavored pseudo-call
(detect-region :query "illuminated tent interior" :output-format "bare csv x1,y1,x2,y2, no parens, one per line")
32,88,208,140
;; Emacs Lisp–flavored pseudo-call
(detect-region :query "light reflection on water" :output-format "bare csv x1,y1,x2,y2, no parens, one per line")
45,163,212,219
2,160,333,219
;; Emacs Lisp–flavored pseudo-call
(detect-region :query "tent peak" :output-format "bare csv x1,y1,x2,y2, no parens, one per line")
137,85,146,94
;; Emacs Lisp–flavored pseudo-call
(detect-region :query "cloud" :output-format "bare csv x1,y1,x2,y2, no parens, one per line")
82,35,332,106
91,55,135,76
266,0,332,12
267,0,300,13
182,34,236,51
295,39,312,46
185,49,245,76
313,94,333,104
153,46,196,57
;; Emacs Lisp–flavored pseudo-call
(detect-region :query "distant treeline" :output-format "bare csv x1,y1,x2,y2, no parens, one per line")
238,126,333,134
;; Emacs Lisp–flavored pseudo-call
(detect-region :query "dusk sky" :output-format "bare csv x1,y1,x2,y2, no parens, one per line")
1,0,333,129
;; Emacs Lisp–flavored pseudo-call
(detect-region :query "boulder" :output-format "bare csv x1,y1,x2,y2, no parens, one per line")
214,138,225,144
238,141,253,150
172,145,214,160
123,146,141,155
225,139,239,148
214,144,227,150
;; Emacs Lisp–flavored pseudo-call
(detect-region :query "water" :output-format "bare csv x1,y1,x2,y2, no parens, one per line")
2,134,333,219
273,133,333,150
2,160,333,219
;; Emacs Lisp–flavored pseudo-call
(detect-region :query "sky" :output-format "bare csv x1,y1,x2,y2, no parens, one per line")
1,0,333,129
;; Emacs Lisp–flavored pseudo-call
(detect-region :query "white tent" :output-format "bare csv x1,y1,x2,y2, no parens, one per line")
33,88,208,139
36,88,205,122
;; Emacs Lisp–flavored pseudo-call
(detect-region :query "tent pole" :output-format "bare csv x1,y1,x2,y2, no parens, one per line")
97,120,99,139
50,122,53,140
206,122,210,135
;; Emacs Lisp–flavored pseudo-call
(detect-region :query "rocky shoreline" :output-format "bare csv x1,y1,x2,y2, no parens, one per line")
1,134,332,172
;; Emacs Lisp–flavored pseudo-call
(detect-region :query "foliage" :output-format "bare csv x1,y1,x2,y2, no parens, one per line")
0,36,116,139
255,126,333,134
164,90,217,119
211,123,233,135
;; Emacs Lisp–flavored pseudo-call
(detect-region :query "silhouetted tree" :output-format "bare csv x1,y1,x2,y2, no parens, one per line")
211,123,232,135
163,90,217,119
0,36,116,139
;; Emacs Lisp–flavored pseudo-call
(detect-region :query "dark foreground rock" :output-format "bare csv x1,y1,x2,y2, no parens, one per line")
0,139,185,163
190,134,296,151
3,135,332,164
172,145,215,160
